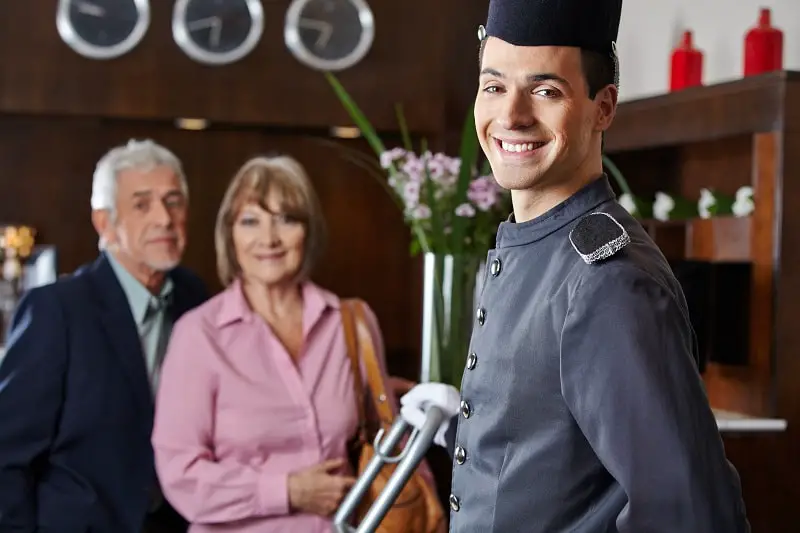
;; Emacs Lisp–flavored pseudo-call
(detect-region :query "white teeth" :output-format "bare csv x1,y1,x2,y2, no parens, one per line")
500,140,543,153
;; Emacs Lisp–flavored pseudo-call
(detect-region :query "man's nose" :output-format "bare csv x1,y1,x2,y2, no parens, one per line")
497,92,536,131
151,201,172,226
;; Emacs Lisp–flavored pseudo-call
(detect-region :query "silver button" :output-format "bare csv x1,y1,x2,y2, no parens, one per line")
476,307,485,325
454,446,466,464
466,353,477,370
460,400,472,419
449,493,460,512
490,258,501,277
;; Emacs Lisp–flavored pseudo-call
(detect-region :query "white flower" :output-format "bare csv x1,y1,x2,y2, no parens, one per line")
618,193,637,215
410,204,431,220
698,188,716,219
455,203,476,217
732,186,754,217
653,192,675,222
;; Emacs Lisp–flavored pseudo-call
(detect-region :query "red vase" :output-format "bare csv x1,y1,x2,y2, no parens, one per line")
744,8,783,76
670,31,703,91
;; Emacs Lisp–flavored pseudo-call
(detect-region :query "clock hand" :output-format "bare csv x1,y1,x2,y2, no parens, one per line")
210,20,222,48
298,18,333,49
187,16,223,48
76,1,105,17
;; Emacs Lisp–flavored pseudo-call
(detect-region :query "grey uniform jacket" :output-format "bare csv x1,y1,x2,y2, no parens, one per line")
443,175,750,533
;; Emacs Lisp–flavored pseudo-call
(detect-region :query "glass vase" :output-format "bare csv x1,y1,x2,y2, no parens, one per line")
420,252,486,388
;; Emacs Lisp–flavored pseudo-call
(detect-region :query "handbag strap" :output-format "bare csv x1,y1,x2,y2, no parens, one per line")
341,299,367,442
341,299,394,430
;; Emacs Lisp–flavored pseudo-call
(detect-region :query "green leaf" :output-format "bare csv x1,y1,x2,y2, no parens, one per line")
324,71,432,254
450,104,480,253
395,103,413,151
602,155,632,197
480,157,492,176
324,72,386,159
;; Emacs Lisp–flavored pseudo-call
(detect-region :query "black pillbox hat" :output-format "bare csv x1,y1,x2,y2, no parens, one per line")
479,0,623,56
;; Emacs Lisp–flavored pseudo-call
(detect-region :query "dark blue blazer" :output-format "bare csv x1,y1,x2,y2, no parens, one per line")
0,254,208,533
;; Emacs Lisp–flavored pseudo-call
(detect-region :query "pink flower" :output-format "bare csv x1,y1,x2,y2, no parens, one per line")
401,156,425,182
403,181,421,208
467,175,503,211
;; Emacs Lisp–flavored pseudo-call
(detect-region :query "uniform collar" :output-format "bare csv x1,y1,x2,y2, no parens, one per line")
495,174,616,249
105,251,174,325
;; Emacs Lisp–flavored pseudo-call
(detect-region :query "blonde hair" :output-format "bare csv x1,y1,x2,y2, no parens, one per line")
214,155,327,286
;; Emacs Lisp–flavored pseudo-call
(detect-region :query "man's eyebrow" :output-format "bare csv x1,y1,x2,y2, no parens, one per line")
527,73,569,85
480,67,504,78
479,69,570,86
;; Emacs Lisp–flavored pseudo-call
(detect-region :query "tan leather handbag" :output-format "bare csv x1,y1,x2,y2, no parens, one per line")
340,299,446,533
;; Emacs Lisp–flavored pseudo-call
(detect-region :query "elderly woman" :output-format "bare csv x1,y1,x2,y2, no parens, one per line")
151,155,437,532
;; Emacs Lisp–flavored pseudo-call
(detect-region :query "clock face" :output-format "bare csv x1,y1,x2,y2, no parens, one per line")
56,0,150,59
172,0,264,65
285,0,375,71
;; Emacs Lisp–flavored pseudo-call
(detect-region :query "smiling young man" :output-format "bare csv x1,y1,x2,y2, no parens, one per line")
398,0,751,531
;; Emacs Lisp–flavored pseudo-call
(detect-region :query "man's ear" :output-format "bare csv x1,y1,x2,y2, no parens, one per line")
91,209,116,247
596,84,618,132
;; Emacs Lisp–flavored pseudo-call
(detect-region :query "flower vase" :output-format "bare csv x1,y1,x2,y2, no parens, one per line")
420,252,485,388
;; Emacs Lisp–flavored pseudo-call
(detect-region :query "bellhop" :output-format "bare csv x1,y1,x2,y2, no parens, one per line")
399,0,752,531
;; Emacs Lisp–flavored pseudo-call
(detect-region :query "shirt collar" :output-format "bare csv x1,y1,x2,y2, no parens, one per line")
106,251,174,325
495,174,616,249
215,278,340,333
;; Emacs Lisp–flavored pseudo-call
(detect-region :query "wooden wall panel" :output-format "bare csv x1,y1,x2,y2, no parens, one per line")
0,1,492,133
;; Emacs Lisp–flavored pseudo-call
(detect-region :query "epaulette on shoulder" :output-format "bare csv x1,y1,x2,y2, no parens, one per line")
569,212,631,264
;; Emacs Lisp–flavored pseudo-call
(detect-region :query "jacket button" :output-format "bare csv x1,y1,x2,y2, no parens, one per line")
476,307,485,325
454,446,466,464
460,400,472,419
449,493,460,512
466,352,477,370
490,258,502,276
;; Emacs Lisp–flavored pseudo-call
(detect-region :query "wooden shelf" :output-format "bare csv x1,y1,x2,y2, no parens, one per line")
686,216,751,262
639,216,752,263
606,70,800,153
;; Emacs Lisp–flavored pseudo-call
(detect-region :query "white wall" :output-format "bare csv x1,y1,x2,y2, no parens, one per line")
617,0,800,102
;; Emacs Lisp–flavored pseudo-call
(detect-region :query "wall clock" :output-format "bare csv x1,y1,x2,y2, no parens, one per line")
172,0,264,65
284,0,375,71
56,0,150,60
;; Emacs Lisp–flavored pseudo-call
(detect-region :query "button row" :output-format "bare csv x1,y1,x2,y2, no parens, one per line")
451,257,500,514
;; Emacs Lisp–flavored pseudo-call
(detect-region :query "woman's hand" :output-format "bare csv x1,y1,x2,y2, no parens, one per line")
287,458,356,517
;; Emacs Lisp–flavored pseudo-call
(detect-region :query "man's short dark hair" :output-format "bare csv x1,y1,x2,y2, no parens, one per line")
477,40,616,99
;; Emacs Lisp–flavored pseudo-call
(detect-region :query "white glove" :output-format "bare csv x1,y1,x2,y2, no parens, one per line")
399,382,461,447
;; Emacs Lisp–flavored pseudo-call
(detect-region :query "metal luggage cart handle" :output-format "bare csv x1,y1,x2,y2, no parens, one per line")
333,405,446,533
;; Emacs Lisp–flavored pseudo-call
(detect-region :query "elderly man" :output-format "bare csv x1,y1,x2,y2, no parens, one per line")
0,139,208,533
399,0,750,532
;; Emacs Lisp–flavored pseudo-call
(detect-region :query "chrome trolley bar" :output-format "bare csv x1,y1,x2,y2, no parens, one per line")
333,405,445,533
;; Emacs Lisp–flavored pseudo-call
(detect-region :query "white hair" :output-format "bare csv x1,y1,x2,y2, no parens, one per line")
91,139,188,250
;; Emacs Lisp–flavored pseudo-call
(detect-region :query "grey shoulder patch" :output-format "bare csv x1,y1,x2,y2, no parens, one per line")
569,212,631,264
